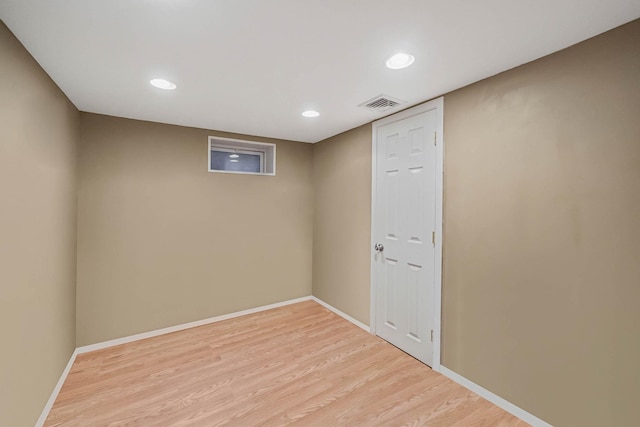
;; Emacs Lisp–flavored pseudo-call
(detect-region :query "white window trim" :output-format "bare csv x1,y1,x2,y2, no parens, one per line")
208,136,276,176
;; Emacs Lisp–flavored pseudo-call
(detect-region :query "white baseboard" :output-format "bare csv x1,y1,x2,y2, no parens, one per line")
74,296,369,356
440,366,553,427
77,296,314,354
311,296,370,332
35,349,78,427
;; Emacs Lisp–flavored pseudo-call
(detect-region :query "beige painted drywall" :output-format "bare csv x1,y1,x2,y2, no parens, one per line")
443,19,640,426
0,21,79,427
313,18,640,427
76,113,313,345
312,124,372,324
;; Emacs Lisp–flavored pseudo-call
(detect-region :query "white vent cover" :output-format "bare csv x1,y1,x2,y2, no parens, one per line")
358,94,407,112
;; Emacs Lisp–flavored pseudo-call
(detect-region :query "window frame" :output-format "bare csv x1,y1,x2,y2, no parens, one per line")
208,136,276,176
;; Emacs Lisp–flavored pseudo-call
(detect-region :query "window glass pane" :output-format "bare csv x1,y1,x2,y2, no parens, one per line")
210,151,262,173
208,137,275,175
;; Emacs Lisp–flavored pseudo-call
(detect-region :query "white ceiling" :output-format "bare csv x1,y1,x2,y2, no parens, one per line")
1,1,639,143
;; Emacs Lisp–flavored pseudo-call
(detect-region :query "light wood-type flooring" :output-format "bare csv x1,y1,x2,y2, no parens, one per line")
45,301,529,426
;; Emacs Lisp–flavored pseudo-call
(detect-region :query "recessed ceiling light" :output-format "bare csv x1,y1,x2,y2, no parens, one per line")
302,110,320,118
385,53,415,70
229,154,240,158
150,78,177,90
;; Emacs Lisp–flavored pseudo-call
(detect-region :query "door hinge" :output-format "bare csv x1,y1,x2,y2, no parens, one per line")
430,330,434,342
434,131,437,146
432,231,435,246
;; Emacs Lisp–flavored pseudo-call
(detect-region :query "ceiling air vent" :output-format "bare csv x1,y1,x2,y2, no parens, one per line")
359,94,406,112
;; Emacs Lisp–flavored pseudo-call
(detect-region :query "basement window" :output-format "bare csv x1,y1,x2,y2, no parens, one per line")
208,137,275,176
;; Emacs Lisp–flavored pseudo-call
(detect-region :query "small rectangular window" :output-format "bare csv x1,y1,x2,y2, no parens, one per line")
208,137,275,175
210,148,263,173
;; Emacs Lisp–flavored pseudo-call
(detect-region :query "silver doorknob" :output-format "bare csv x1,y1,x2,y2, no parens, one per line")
374,243,384,252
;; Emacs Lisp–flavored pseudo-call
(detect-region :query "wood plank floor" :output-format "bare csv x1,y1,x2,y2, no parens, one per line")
45,301,529,426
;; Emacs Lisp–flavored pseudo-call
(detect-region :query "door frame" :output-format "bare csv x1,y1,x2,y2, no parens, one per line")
369,97,444,371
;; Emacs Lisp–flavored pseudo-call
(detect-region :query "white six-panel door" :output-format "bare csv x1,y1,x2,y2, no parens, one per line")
371,99,443,368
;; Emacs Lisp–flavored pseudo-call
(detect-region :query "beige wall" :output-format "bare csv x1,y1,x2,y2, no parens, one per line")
312,124,372,324
76,114,313,345
443,19,640,426
313,19,640,427
0,22,79,427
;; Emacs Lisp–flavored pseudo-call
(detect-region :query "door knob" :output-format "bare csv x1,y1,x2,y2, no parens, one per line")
374,243,384,252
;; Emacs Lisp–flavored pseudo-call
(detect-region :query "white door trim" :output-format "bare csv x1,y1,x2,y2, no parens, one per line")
370,97,444,371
